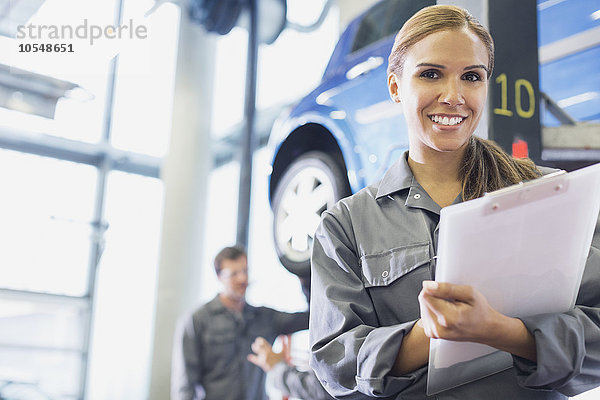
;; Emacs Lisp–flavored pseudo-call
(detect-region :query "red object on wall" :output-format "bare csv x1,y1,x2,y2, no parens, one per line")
512,139,529,158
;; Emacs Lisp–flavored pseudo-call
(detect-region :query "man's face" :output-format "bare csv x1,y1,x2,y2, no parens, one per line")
218,256,249,302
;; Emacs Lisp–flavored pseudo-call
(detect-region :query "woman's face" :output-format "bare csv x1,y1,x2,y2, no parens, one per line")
388,28,489,157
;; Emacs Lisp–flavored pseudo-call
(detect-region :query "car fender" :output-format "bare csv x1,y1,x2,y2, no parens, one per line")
267,109,364,204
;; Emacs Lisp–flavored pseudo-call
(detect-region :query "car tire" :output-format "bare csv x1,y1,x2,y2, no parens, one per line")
272,151,351,278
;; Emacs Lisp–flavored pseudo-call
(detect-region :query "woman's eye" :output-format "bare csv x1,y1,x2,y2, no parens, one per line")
420,70,439,79
463,72,482,82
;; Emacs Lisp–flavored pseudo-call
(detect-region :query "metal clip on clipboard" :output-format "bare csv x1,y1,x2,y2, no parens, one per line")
483,170,568,215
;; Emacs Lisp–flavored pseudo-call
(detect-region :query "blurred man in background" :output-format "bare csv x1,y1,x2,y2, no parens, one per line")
171,246,309,400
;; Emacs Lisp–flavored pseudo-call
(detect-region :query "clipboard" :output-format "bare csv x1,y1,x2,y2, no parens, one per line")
427,163,600,396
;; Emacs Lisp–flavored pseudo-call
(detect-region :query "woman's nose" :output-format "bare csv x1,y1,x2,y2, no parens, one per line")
439,80,465,106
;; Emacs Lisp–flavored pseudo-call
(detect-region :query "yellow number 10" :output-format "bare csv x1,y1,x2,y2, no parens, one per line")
493,73,535,119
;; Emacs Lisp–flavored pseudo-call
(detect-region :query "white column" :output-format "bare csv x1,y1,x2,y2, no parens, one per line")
148,8,216,400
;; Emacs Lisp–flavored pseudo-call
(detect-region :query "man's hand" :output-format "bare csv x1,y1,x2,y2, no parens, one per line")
247,337,285,372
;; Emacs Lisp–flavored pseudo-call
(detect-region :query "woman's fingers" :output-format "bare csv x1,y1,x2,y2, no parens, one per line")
419,292,447,338
422,281,475,303
419,281,495,341
419,290,444,338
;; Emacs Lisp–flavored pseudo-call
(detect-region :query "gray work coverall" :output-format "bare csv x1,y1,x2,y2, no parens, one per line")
310,153,600,399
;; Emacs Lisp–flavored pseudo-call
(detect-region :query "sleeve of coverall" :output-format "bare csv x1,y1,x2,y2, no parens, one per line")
309,205,426,399
514,246,600,397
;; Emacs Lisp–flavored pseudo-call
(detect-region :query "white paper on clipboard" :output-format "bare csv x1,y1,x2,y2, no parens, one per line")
427,163,600,396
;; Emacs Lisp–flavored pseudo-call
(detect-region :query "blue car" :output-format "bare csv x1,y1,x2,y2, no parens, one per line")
266,0,435,276
266,0,600,277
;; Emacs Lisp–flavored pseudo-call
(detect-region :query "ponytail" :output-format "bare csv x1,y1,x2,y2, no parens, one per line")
460,136,541,200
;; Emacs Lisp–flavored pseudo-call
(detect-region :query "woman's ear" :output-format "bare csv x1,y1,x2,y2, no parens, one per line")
388,73,401,103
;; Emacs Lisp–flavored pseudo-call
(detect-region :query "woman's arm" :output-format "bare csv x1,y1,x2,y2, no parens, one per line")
310,206,425,399
390,319,430,376
515,247,600,396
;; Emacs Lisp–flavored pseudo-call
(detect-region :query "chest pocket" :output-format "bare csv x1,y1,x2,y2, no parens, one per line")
360,242,432,324
203,329,238,368
361,242,431,287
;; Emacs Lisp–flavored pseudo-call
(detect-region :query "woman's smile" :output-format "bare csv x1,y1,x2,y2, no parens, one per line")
428,114,467,127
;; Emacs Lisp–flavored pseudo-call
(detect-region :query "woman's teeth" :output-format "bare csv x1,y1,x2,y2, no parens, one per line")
430,115,464,126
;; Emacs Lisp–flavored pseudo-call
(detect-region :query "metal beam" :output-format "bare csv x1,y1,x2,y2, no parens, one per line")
0,64,79,118
542,123,600,149
542,148,600,161
542,122,600,162
0,287,88,305
0,126,161,177
0,343,84,353
539,26,600,65
236,0,259,248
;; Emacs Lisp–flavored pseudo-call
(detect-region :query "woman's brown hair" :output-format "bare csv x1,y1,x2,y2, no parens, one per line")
388,5,494,78
388,5,540,199
460,136,541,200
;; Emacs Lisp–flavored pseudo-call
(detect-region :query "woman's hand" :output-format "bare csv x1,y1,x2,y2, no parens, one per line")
418,281,498,342
418,280,537,361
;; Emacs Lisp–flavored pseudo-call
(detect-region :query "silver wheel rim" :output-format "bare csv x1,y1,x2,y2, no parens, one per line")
275,166,336,262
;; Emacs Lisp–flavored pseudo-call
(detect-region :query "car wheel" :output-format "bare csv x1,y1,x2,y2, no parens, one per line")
272,151,351,278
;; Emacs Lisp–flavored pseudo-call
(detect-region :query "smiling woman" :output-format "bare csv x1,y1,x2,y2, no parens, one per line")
308,4,600,400
387,28,491,208
385,6,539,203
